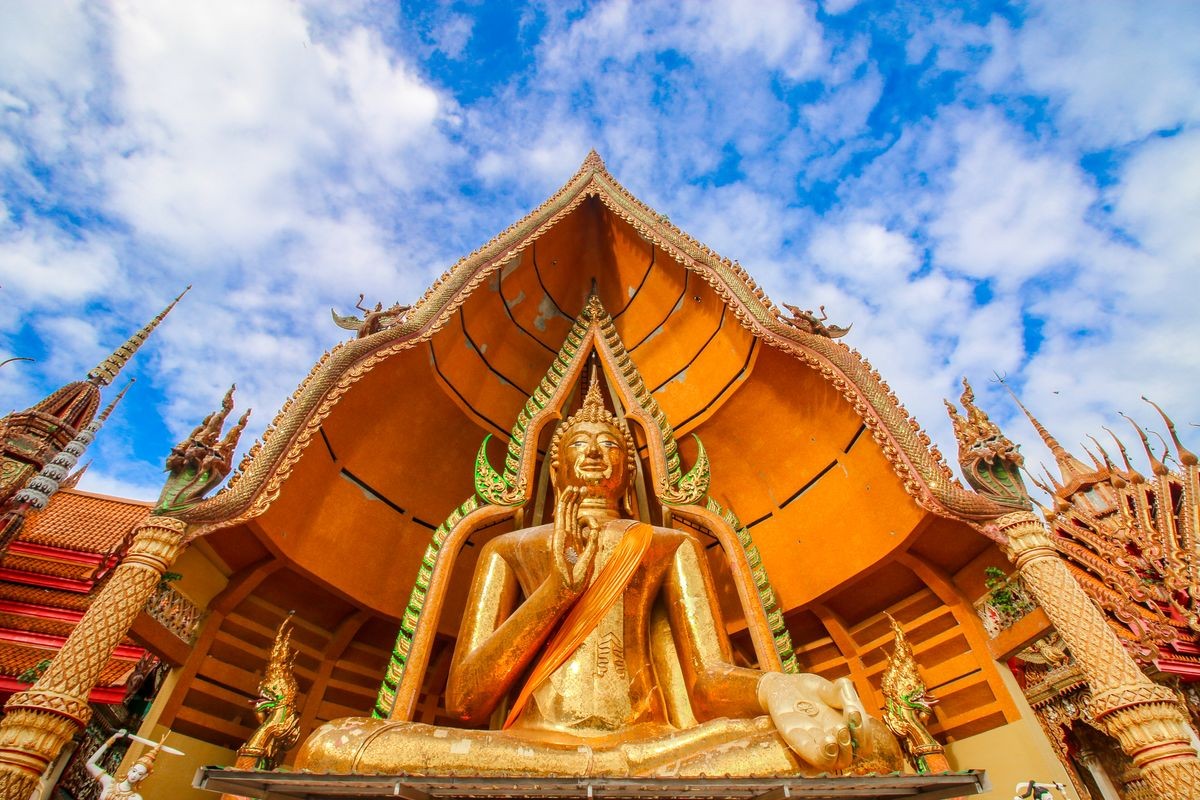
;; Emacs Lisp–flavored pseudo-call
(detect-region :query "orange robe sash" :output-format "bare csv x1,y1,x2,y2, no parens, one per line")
503,521,654,729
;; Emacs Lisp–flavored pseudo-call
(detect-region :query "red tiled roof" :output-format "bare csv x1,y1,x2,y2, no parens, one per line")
18,489,149,554
0,583,93,611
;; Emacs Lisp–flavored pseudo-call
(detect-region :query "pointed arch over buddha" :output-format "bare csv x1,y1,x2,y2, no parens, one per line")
295,357,905,777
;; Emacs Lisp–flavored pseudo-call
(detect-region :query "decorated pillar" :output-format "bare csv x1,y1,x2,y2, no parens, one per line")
945,380,1200,800
0,517,186,798
998,511,1200,798
0,385,247,800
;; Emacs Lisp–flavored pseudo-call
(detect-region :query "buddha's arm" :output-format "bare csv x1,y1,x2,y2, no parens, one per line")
663,537,764,720
445,539,576,726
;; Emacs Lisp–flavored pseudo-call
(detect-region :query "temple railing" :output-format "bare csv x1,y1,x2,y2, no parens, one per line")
143,582,205,644
974,574,1038,637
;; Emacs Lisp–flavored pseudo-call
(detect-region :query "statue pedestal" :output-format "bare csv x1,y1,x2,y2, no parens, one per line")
193,768,987,799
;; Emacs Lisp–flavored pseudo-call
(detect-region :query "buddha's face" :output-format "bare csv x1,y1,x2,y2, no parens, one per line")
555,420,628,499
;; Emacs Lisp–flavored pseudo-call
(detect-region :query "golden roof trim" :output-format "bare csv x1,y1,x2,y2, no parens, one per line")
178,152,1008,534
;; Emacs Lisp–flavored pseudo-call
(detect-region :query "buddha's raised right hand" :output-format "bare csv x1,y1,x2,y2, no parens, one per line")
552,485,598,593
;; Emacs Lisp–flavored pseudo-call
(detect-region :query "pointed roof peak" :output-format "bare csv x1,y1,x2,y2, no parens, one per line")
1002,383,1091,484
88,286,189,386
581,149,607,172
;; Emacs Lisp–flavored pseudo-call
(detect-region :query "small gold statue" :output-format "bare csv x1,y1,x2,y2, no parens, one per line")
296,381,903,777
881,615,948,773
236,615,300,771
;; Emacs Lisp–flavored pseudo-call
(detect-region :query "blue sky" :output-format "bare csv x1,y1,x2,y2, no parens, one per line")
1,0,1198,501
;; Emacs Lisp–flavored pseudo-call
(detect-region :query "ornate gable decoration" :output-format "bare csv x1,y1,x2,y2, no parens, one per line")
176,152,1011,536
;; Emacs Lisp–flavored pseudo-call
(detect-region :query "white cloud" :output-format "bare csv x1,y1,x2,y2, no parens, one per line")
807,220,918,292
929,117,1097,286
0,222,119,303
678,1,828,80
77,467,161,503
1113,130,1200,268
104,0,445,256
430,13,473,59
1016,1,1200,147
0,0,97,100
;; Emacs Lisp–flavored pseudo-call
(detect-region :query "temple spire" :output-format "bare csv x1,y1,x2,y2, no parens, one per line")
0,379,135,553
97,379,134,423
1003,385,1092,484
88,286,189,387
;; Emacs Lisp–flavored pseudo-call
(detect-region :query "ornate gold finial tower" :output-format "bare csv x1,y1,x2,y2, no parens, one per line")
0,287,188,509
0,379,134,552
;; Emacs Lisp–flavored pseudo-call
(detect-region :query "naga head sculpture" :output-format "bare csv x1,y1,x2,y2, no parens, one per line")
238,615,300,771
945,378,1030,509
881,615,944,773
155,385,250,515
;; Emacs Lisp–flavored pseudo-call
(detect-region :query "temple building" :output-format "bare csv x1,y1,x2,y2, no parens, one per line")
0,154,1197,800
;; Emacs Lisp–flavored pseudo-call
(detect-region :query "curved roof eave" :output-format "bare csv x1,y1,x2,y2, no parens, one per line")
177,152,1010,535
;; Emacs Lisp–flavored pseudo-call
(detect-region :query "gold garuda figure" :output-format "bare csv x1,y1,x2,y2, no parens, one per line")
297,376,903,778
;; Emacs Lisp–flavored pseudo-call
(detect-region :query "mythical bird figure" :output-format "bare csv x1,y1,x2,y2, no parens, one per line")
331,294,411,339
781,303,852,338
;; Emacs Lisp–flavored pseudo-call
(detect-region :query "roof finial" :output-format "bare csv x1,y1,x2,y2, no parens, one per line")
582,149,606,172
1088,434,1126,489
1103,426,1144,484
1142,397,1198,467
88,286,190,386
1120,413,1168,477
1000,380,1091,483
97,378,135,423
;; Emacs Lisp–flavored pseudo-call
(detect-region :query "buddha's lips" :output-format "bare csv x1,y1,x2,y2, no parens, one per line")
573,462,613,481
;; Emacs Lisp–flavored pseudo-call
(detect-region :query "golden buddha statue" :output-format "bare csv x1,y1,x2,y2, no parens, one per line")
296,382,903,778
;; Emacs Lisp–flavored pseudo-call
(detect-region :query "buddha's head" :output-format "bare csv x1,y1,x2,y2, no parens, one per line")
549,377,638,504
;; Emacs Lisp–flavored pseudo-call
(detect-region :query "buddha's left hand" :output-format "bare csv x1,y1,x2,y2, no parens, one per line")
757,672,867,772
